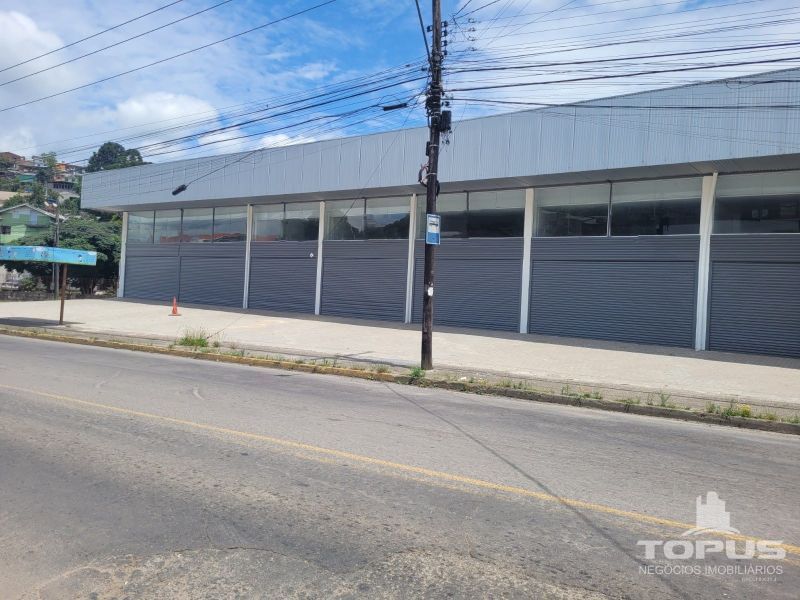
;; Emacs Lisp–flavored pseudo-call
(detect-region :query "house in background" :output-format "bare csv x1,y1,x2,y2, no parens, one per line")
0,203,55,244
0,203,59,287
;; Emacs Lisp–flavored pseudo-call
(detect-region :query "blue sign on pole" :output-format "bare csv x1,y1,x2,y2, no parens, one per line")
425,213,441,245
0,245,97,266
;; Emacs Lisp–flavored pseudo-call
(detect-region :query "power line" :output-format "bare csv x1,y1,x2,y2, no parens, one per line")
413,0,431,63
0,0,237,88
0,0,339,114
0,0,185,75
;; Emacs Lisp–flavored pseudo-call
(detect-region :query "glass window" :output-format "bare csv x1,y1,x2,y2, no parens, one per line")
181,208,213,243
326,199,365,240
127,211,154,244
535,184,609,237
611,178,701,236
365,197,409,239
468,190,525,237
213,206,247,242
253,204,284,241
284,202,319,241
714,171,800,234
416,193,468,239
154,210,181,244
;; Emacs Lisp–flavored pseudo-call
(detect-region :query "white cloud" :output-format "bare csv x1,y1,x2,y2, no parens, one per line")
115,92,217,128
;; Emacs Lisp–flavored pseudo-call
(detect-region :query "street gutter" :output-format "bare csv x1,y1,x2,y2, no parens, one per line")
1,325,798,436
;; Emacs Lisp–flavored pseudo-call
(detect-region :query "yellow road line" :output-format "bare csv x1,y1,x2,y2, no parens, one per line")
3,382,799,558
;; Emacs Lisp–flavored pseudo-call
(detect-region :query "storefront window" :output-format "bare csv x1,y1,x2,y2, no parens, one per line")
253,204,283,241
284,202,319,241
715,171,800,233
468,190,525,237
127,211,154,243
326,199,365,240
213,206,247,242
611,178,701,236
154,210,181,244
535,184,609,237
181,208,213,243
365,197,409,239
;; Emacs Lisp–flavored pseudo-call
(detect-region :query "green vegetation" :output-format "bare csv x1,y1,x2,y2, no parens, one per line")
408,366,425,380
177,328,209,348
86,142,145,172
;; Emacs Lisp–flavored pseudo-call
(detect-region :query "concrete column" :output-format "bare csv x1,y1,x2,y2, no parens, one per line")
117,211,128,298
404,193,417,323
695,172,718,351
242,204,253,309
314,201,325,315
519,188,534,333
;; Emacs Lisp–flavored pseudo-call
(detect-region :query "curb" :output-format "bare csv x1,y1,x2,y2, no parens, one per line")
2,326,798,436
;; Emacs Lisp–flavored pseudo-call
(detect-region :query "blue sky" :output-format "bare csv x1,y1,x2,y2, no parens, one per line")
0,0,798,163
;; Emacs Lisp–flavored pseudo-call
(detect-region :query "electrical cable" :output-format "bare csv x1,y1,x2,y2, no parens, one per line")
0,0,340,113
0,0,185,74
0,0,238,88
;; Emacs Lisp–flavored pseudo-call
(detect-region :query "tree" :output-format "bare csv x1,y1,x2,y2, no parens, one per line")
86,142,145,172
0,215,121,294
2,183,57,209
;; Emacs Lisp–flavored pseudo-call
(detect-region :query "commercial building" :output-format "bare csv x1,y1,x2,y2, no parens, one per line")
82,68,800,358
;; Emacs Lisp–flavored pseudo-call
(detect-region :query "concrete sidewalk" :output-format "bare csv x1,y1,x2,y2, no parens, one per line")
1,298,799,414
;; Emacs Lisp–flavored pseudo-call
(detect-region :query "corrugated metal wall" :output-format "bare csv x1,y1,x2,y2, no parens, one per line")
529,237,699,346
708,235,800,357
178,243,245,308
413,239,523,331
321,240,407,321
248,241,317,313
124,243,179,301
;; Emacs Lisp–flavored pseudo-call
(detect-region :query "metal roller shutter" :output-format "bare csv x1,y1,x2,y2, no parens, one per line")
529,237,699,347
708,235,800,357
413,238,523,331
321,240,407,322
178,243,246,308
124,243,179,301
248,241,317,313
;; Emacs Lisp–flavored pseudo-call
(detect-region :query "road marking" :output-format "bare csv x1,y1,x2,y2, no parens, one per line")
3,382,799,559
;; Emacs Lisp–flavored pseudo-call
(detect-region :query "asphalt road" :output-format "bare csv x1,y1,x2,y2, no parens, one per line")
0,335,798,599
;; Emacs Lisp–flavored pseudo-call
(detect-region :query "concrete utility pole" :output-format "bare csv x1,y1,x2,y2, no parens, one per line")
421,0,444,370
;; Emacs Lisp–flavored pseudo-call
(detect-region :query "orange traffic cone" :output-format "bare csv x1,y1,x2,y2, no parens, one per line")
169,296,180,316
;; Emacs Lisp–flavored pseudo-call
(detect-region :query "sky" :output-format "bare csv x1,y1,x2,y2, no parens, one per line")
1,0,798,165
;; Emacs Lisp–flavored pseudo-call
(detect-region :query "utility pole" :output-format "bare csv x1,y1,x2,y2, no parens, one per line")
421,0,444,370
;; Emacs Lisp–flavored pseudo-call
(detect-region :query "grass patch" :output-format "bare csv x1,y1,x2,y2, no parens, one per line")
373,364,390,374
408,366,425,380
177,328,209,348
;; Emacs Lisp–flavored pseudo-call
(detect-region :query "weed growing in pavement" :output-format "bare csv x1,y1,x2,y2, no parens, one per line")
783,414,800,424
373,365,390,374
408,367,425,380
177,328,209,348
758,411,778,421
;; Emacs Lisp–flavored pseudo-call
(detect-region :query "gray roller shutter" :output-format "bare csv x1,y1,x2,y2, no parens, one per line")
413,238,523,331
124,243,179,301
178,243,245,308
530,237,699,347
249,241,317,313
709,235,800,357
321,240,407,322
